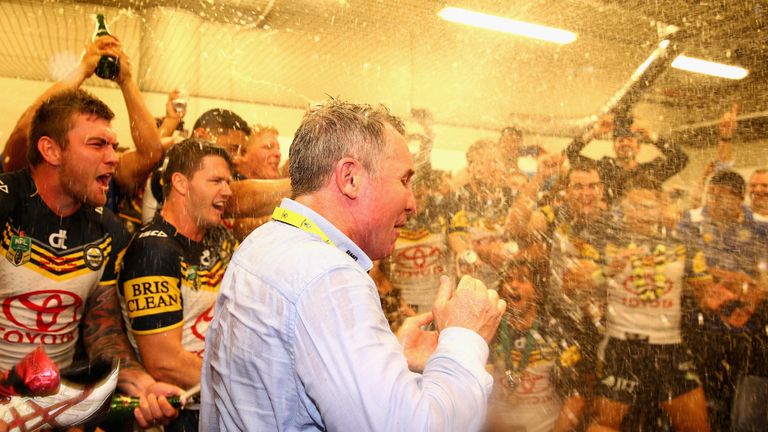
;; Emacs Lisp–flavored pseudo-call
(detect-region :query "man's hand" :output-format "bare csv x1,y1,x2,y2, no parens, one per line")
396,312,439,373
132,380,182,428
79,37,103,79
83,35,122,79
433,275,505,344
112,40,134,86
166,88,187,119
119,369,181,428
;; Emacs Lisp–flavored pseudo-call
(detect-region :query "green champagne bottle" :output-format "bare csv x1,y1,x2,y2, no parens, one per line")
99,394,186,425
93,14,120,80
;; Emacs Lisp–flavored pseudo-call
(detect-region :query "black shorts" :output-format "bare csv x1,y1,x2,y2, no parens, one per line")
596,336,702,404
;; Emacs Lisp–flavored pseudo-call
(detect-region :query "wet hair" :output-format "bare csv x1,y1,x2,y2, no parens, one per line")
251,124,279,136
243,124,280,154
28,89,115,166
162,138,233,197
709,170,746,197
288,99,405,197
193,109,251,137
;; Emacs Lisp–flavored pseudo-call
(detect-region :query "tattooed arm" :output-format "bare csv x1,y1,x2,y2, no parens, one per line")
82,280,150,394
82,281,181,426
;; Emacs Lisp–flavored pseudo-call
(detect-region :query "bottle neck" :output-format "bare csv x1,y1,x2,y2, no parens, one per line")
95,15,110,35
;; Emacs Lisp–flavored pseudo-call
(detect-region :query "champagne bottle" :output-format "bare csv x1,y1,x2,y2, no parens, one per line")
102,394,185,422
93,14,120,80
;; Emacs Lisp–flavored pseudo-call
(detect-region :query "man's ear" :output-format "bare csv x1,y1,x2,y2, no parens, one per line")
170,172,189,196
334,157,363,199
37,137,62,166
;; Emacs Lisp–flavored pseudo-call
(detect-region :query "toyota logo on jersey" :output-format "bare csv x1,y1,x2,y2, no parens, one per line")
3,290,83,333
393,245,444,277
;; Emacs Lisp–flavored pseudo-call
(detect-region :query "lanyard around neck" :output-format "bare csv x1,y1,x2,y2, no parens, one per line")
272,206,336,247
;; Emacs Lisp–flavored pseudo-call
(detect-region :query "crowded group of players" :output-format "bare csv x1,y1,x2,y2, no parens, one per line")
1,23,766,432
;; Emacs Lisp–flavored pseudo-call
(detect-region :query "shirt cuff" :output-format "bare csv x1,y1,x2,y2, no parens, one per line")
435,327,493,393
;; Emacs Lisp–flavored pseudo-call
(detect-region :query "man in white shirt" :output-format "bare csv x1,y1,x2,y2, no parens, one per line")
201,100,506,431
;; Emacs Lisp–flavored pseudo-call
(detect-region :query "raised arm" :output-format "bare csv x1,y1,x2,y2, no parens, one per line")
112,41,163,193
716,103,738,167
565,115,613,167
157,89,186,138
410,108,435,171
630,118,688,180
649,136,689,180
226,178,291,218
2,36,113,172
506,152,563,238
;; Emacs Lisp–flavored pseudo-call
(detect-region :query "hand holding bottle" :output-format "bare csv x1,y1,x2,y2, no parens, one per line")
111,43,134,86
80,34,121,81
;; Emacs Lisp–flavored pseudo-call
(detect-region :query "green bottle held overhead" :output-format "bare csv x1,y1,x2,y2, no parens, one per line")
93,14,120,80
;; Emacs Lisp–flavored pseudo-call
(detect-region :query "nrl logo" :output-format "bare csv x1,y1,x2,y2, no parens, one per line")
6,234,31,267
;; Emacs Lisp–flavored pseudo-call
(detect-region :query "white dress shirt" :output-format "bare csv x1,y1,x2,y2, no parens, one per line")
201,198,493,431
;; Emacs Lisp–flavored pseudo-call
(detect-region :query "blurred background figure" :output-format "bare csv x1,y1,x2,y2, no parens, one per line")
678,170,768,431
566,114,688,204
233,124,282,180
486,259,587,432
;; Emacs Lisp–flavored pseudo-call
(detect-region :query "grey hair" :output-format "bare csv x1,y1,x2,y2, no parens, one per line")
288,99,405,197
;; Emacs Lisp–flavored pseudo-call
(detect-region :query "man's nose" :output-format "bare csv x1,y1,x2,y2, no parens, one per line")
405,187,417,216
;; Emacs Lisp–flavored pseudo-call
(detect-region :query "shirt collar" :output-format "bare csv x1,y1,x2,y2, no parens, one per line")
278,198,373,272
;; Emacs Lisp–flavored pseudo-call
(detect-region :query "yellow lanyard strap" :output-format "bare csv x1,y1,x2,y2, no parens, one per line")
272,206,336,247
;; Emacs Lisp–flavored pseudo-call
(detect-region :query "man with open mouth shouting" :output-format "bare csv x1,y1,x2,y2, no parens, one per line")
0,89,178,430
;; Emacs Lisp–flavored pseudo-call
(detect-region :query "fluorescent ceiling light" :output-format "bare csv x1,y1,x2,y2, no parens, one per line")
438,6,577,45
671,55,749,80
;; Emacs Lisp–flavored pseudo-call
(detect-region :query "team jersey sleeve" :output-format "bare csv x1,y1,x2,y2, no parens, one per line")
119,233,183,335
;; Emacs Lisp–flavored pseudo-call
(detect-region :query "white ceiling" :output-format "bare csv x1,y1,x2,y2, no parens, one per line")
0,0,765,134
